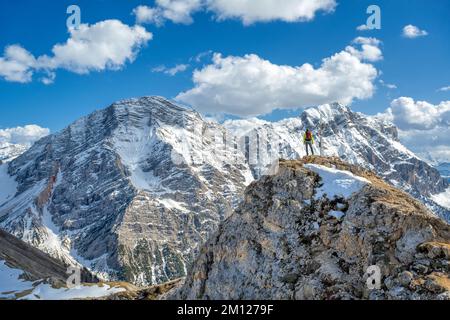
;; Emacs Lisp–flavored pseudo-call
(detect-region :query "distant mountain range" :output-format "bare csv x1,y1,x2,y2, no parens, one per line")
0,96,448,286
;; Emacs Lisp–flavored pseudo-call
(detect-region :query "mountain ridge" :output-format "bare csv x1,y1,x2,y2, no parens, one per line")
173,157,450,300
0,96,448,286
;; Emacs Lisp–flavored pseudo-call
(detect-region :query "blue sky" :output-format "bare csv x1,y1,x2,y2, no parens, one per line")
0,0,449,134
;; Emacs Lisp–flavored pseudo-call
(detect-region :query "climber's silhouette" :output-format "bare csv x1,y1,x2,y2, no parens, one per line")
303,129,315,156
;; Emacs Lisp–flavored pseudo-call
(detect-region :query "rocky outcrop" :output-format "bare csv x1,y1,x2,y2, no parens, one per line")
174,157,450,300
101,278,183,300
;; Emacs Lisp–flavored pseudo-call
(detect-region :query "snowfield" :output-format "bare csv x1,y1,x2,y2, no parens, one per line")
22,282,125,300
304,164,371,199
0,260,34,299
0,260,124,300
0,164,17,206
0,142,28,163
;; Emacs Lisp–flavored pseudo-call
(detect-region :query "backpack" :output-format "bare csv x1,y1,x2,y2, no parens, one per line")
305,131,312,141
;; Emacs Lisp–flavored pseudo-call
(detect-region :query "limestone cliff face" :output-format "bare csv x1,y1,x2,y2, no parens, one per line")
0,97,252,286
174,157,450,300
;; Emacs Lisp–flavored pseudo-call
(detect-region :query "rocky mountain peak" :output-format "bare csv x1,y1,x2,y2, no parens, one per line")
1,96,448,289
109,96,201,129
303,102,350,121
0,96,252,286
174,157,450,300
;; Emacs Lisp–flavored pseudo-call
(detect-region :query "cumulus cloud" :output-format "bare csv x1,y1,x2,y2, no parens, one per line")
133,0,202,25
133,5,165,26
133,0,336,25
382,97,450,130
438,86,450,92
176,37,381,117
0,45,36,83
205,0,337,25
0,125,50,146
152,64,189,76
402,24,428,38
37,20,152,74
345,37,383,62
0,20,152,83
378,97,450,163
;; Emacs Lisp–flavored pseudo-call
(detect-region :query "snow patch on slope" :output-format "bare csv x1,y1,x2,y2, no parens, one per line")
0,260,34,299
0,142,28,162
0,164,17,206
158,198,189,212
305,164,370,199
223,118,269,137
22,283,125,300
0,259,124,300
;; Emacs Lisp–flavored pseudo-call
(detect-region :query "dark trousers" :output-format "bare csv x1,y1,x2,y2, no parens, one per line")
305,142,314,156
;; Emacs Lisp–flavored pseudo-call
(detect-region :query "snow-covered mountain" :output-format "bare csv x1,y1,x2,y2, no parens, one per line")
0,97,448,286
224,103,449,220
0,142,28,163
0,97,252,286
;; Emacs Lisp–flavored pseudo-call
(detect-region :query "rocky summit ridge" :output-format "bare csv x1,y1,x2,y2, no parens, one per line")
0,96,448,287
174,157,450,300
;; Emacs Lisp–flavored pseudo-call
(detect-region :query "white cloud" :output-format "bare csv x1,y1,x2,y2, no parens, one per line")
158,0,203,24
352,37,381,47
133,0,336,25
0,20,152,83
192,50,213,63
133,0,202,25
40,71,56,85
0,125,50,146
133,5,165,26
402,24,428,38
383,97,450,130
379,80,397,90
377,97,450,163
438,86,450,92
0,45,36,83
356,24,370,31
205,0,337,25
177,37,381,117
38,20,152,74
152,64,189,76
345,37,383,62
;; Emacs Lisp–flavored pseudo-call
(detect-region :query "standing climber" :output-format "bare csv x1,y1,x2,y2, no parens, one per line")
303,129,315,156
